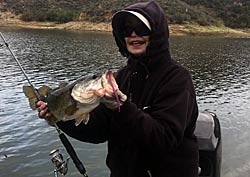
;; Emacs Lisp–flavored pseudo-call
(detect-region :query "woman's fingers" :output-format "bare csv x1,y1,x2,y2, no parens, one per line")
36,101,49,118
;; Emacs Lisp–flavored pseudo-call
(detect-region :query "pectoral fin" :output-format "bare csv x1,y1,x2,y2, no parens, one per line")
75,113,90,126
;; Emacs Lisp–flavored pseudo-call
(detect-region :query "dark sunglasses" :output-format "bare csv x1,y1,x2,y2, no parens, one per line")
123,23,151,37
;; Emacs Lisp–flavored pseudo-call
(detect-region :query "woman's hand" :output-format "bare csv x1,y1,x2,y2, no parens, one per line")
36,101,57,125
36,101,51,118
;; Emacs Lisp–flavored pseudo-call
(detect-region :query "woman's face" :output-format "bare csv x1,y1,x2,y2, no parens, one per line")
123,16,151,56
125,33,149,56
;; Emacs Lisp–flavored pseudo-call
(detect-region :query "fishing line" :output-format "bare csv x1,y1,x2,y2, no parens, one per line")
0,32,40,99
0,32,88,177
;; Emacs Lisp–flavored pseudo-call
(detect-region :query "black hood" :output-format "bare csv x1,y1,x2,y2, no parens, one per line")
112,0,170,60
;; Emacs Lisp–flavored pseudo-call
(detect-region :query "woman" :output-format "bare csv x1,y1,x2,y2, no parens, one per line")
37,1,199,177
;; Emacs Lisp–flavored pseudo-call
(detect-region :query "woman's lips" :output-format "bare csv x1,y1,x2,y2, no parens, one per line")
129,40,145,45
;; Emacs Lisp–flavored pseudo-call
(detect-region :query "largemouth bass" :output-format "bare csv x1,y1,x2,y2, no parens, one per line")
23,71,127,126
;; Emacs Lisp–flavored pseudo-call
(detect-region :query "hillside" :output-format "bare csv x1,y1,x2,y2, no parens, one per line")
0,0,249,36
1,0,249,28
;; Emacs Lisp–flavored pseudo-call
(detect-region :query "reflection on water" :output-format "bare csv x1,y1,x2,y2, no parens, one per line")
0,28,250,177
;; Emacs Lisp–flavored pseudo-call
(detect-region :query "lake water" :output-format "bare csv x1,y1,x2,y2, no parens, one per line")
0,28,249,177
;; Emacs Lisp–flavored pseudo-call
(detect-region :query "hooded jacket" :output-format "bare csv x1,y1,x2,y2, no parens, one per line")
58,1,199,177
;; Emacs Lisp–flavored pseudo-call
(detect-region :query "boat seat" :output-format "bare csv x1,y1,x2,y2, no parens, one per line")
195,112,219,151
195,111,222,177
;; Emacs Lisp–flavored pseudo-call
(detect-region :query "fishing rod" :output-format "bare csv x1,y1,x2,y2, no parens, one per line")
0,32,88,177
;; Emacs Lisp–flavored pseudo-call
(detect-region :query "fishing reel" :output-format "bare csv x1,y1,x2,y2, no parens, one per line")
49,149,70,177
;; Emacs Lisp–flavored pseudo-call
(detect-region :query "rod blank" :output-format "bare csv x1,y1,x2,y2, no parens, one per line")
0,32,40,99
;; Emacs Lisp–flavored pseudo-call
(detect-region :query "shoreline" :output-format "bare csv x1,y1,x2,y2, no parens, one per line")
0,13,249,37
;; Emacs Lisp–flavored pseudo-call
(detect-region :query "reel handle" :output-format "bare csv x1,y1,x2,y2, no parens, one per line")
49,149,69,176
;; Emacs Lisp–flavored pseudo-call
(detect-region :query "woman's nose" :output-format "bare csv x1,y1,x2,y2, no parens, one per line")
130,31,138,37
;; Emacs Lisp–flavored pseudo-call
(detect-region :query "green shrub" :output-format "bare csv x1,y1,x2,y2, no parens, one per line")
46,10,79,23
21,9,79,23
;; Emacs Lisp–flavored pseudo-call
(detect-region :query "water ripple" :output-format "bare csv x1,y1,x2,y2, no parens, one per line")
0,29,249,177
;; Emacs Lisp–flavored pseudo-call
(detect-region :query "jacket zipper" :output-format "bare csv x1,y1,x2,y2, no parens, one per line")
128,71,137,102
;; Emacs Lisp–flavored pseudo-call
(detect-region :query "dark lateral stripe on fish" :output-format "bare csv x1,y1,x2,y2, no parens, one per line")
50,74,96,97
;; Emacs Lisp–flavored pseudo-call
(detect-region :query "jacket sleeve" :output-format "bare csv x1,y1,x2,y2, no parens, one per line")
113,69,198,153
57,104,112,144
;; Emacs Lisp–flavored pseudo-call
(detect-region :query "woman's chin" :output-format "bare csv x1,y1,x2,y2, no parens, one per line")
127,48,147,56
